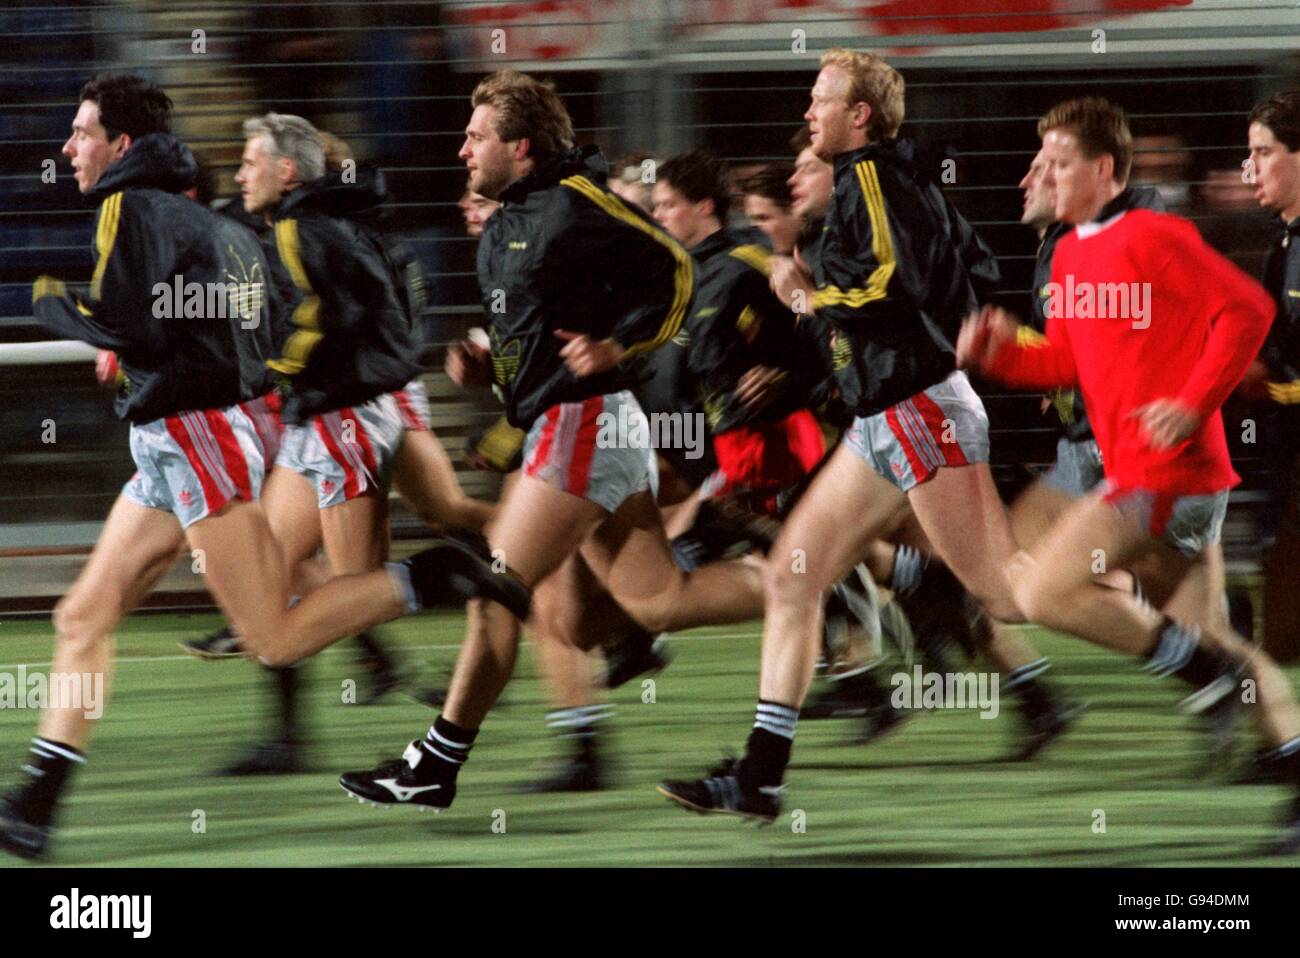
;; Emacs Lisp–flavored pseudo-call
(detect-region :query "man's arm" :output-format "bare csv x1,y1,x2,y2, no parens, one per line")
958,305,1078,390
1164,223,1275,421
550,176,694,376
33,192,161,352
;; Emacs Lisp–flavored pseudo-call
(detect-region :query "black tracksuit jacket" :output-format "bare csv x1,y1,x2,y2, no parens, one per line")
808,137,1000,417
476,146,694,428
33,133,277,423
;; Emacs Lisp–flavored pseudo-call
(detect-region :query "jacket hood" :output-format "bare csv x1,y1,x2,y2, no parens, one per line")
278,165,388,219
500,145,608,203
88,132,196,202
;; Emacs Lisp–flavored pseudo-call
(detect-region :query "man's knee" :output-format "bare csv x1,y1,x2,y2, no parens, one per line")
761,550,823,607
52,591,117,654
1006,560,1063,626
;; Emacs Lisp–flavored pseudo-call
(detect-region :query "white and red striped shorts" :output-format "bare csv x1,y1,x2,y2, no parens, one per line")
276,393,406,509
843,370,990,492
522,390,654,512
395,378,430,432
239,391,285,466
123,405,265,529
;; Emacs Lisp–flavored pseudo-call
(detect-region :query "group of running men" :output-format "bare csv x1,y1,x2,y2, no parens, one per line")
4,47,1300,860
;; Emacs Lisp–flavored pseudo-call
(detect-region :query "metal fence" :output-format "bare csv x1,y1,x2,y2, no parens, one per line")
2,0,1298,604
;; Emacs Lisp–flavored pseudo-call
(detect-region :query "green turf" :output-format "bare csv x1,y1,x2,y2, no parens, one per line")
0,613,1295,867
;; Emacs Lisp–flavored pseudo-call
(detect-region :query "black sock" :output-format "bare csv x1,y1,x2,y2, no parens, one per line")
352,631,391,669
271,665,300,744
1142,617,1230,688
547,704,612,759
420,715,478,780
1004,658,1056,719
740,700,797,789
14,737,84,826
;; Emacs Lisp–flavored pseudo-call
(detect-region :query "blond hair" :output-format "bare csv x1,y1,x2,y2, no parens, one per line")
819,49,905,141
1038,97,1133,184
471,69,575,160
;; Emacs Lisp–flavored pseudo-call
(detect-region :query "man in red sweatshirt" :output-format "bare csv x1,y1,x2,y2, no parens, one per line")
959,97,1300,852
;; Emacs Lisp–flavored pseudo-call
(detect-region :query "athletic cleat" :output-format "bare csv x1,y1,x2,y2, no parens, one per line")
601,629,670,689
339,741,455,810
0,796,50,861
525,750,604,793
657,756,782,823
1007,700,1086,762
401,537,532,621
801,668,892,721
856,702,912,745
216,740,301,776
179,626,245,660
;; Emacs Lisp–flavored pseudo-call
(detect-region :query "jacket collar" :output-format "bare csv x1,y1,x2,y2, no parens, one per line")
500,145,608,204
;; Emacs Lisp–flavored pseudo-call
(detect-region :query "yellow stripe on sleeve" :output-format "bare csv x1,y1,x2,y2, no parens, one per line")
267,218,323,376
729,244,771,276
89,191,123,301
810,161,896,311
1016,325,1049,348
560,175,693,358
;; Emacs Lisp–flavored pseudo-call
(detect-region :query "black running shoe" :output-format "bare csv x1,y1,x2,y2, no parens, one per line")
1007,700,1087,762
180,626,244,660
401,538,531,620
657,757,783,823
339,741,455,811
601,630,670,689
525,741,604,793
0,794,50,861
216,740,301,776
857,702,912,745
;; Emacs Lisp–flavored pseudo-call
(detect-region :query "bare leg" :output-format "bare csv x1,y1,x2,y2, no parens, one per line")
759,445,911,708
42,497,185,748
1012,493,1300,746
580,490,765,633
441,477,606,729
393,429,496,534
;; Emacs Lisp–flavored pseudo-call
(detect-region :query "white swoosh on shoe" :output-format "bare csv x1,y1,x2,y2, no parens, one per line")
375,779,443,802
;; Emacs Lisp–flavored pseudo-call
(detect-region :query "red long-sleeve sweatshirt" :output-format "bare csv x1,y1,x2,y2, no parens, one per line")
986,208,1274,495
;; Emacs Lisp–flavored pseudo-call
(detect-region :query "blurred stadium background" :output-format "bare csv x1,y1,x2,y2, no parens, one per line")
2,1,1300,867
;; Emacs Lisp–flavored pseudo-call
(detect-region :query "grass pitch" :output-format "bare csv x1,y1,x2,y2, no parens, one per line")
0,612,1295,867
